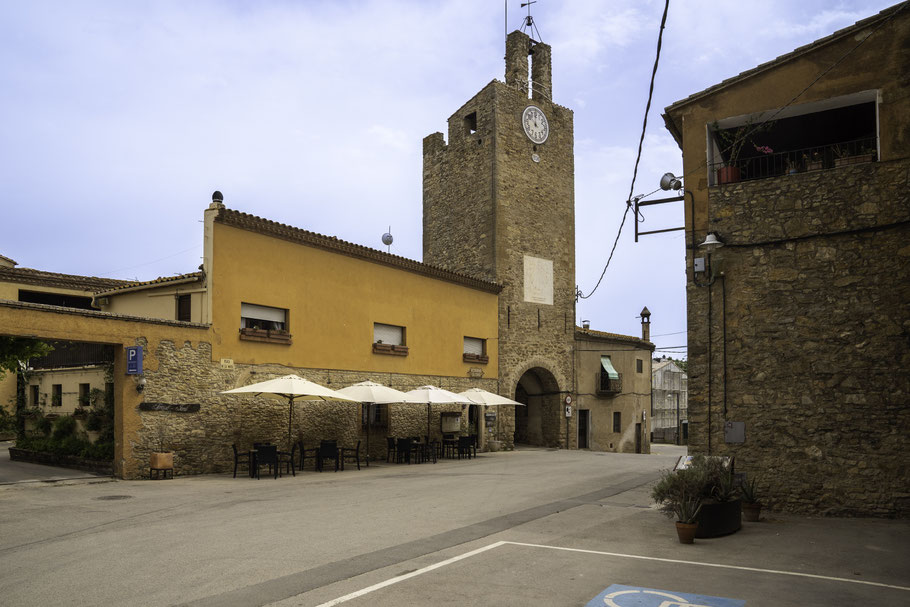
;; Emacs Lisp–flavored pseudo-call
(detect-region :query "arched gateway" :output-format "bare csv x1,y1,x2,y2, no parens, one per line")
513,366,562,448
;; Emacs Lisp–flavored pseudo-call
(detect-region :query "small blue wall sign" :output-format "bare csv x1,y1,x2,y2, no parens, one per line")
126,346,143,375
586,584,745,607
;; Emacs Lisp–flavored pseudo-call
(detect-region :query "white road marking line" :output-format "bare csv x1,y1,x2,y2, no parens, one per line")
506,541,910,592
313,541,507,607
315,539,909,606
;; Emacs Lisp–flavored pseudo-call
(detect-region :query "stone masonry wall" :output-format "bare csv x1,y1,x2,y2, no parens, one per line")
687,159,910,516
135,340,497,478
423,31,577,447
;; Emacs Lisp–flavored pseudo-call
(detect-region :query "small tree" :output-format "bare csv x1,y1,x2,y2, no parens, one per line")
0,337,52,380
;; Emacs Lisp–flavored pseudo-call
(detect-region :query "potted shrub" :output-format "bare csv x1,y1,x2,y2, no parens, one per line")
149,419,174,477
691,455,742,538
740,476,762,522
651,466,704,544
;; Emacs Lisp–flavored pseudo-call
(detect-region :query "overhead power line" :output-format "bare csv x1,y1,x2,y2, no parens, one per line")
578,0,671,301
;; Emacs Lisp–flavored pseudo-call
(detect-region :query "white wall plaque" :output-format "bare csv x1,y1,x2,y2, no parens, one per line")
523,255,553,305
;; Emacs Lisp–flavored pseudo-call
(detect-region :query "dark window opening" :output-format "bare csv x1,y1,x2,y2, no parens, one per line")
177,294,192,322
78,383,90,407
51,384,62,407
711,101,877,184
30,385,39,407
464,112,477,135
362,403,388,428
636,359,643,373
19,290,94,310
613,411,621,433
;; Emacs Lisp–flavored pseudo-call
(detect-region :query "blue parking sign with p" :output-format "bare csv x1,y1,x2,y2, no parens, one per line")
587,585,744,607
126,346,143,375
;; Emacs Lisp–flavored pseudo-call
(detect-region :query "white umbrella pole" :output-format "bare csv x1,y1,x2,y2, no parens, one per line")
288,395,295,451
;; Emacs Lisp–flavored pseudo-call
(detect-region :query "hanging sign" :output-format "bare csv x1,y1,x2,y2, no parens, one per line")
126,346,143,375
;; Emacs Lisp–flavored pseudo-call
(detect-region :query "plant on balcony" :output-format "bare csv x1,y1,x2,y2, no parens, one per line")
833,142,876,167
711,117,775,183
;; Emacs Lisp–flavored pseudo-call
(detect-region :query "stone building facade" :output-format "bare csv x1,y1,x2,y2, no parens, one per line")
650,357,687,444
423,30,577,448
663,4,910,516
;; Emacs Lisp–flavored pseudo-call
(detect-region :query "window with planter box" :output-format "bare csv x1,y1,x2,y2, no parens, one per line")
239,303,291,344
373,323,408,355
463,336,488,364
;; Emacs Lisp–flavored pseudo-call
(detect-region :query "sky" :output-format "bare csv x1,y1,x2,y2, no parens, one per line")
0,0,898,357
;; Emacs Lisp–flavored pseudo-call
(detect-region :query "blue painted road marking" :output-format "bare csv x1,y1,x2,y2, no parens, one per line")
586,584,745,607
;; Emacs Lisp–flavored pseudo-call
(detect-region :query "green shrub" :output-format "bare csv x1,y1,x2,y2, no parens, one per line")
52,415,77,440
35,414,52,437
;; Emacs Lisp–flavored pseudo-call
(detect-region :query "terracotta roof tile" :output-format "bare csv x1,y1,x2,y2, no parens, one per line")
96,272,203,296
0,266,130,292
575,326,654,349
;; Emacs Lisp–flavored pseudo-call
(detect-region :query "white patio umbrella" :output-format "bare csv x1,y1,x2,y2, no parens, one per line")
336,381,411,465
459,388,525,441
458,388,525,407
403,385,475,439
221,374,357,449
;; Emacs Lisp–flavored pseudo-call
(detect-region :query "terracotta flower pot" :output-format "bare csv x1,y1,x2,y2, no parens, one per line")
675,521,698,544
717,166,741,184
742,501,762,522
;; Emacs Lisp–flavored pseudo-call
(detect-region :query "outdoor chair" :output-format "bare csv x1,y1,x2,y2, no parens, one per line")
457,436,473,460
317,440,339,472
278,442,297,477
254,444,279,479
298,441,318,470
386,436,398,463
442,433,457,459
396,438,413,464
232,444,251,478
341,440,361,471
468,434,478,458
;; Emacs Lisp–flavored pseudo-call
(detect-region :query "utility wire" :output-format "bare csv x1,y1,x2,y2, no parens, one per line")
578,0,671,301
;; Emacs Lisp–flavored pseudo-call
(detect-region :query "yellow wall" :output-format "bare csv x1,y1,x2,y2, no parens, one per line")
210,221,500,378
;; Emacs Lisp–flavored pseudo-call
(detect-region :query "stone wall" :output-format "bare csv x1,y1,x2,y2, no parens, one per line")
135,340,497,478
687,159,910,516
423,31,577,447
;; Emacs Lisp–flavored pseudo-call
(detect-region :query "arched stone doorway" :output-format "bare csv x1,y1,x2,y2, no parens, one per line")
513,367,561,447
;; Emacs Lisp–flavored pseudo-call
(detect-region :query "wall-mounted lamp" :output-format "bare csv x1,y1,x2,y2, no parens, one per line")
699,232,725,252
659,172,683,191
136,377,147,393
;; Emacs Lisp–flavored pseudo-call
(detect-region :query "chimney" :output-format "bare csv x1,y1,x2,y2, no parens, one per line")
640,306,651,341
582,320,590,330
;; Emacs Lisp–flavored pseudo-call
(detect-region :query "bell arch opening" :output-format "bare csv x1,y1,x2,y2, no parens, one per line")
513,366,561,447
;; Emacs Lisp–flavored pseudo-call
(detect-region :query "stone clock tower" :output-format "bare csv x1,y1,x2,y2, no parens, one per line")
423,30,575,448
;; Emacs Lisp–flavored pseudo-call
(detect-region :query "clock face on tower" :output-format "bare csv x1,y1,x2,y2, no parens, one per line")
522,105,549,144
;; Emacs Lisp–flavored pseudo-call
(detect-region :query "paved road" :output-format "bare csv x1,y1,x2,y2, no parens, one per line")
0,444,907,607
0,441,109,485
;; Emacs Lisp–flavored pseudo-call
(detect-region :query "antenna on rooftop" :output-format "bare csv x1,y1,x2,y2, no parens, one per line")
381,226,393,253
520,1,543,42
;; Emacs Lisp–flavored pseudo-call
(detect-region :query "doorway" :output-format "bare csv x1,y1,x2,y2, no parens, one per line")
635,422,642,454
578,409,590,449
513,366,561,447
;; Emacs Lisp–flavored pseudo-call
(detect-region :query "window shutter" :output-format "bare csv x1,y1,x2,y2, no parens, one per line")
373,323,403,346
240,303,286,323
463,337,484,355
